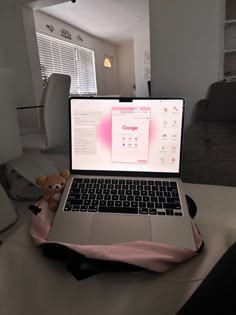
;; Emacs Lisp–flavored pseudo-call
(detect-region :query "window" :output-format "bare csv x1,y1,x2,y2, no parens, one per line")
36,33,97,95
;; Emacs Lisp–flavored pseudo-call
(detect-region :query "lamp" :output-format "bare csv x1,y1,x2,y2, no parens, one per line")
104,57,112,68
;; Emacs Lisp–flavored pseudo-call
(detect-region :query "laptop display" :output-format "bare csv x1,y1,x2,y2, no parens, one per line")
70,98,184,174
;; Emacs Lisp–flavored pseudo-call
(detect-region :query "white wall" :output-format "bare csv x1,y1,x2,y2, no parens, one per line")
0,1,41,129
117,40,135,96
149,0,223,127
34,10,119,95
133,30,150,97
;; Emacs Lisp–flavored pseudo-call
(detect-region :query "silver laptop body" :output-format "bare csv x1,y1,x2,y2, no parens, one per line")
48,97,196,251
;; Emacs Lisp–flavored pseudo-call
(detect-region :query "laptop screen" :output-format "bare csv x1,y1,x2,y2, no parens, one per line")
70,98,184,175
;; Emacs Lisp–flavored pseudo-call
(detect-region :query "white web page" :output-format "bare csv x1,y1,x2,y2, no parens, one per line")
111,107,150,163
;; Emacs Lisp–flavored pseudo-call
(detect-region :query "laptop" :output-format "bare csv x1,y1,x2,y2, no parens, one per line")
48,97,196,250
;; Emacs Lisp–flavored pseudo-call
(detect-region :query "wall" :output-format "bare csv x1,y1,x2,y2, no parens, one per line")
0,1,41,128
34,10,119,95
0,0,69,129
133,30,150,97
117,40,135,96
149,0,223,127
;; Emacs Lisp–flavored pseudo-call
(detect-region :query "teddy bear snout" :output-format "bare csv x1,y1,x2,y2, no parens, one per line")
54,184,62,190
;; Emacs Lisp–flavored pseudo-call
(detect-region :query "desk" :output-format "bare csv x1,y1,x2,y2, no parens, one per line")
0,183,236,315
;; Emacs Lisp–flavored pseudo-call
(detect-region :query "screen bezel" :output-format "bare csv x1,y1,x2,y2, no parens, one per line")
69,97,185,178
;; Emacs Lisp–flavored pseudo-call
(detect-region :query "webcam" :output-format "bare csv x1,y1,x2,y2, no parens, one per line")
71,0,76,3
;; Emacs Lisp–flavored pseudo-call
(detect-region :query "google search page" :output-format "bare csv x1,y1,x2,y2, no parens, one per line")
70,98,183,173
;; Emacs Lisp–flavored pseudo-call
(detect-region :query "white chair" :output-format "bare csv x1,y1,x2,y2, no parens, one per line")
0,68,20,231
21,73,71,150
8,73,71,187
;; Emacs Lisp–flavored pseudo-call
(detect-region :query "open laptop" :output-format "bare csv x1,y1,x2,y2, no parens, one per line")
48,97,196,250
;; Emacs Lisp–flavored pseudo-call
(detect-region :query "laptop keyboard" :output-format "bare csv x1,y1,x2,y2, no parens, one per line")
63,178,183,216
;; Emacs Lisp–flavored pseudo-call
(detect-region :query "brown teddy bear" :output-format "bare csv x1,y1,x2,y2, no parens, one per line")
36,169,70,211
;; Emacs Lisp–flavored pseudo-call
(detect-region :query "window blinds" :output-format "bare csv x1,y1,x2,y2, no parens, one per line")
36,33,97,95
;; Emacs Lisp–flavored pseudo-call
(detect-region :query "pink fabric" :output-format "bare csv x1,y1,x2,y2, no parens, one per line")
30,200,203,272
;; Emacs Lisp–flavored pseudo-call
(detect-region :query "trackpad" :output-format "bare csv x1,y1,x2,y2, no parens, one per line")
89,214,151,245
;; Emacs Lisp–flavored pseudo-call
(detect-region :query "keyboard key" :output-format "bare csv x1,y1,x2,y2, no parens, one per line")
166,209,174,216
175,212,183,216
131,202,138,207
127,196,134,201
112,195,119,200
149,209,157,215
170,182,177,187
107,201,114,206
84,200,91,206
72,206,80,211
149,191,155,196
120,195,126,201
81,194,88,199
123,201,130,207
139,208,148,214
158,211,165,215
167,197,180,203
115,201,122,207
64,204,72,211
147,202,154,208
91,200,99,206
164,203,181,209
80,206,88,211
88,206,98,212
100,200,106,206
141,191,147,196
104,195,111,200
99,206,138,214
118,189,125,195
155,203,163,209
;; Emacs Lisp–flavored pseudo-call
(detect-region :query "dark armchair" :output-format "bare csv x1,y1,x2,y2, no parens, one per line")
182,81,236,186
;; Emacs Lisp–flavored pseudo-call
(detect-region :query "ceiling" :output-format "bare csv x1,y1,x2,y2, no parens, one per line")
40,0,149,44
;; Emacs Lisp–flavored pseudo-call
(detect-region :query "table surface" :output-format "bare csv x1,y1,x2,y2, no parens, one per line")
0,183,236,315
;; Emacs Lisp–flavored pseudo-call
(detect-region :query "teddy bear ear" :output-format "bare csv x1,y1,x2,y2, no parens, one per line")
60,169,70,179
36,176,47,186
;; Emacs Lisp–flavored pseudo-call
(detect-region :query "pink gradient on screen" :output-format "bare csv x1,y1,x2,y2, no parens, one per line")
97,115,156,150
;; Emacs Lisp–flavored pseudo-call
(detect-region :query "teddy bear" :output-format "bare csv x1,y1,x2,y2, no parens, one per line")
36,169,70,211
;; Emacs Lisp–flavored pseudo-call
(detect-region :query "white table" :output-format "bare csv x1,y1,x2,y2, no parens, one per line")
1,183,236,315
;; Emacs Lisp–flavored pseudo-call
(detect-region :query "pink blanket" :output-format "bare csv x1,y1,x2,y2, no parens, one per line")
30,200,203,273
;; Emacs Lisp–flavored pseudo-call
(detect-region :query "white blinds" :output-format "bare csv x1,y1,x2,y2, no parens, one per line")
36,33,97,95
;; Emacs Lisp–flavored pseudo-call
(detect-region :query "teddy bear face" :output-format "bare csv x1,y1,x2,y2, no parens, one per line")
41,174,67,195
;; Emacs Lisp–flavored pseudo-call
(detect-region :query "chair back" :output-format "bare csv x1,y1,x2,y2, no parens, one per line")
205,81,236,122
0,68,22,163
43,73,71,148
